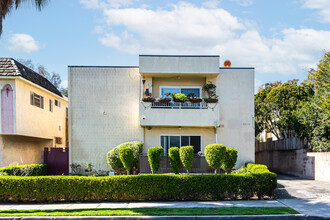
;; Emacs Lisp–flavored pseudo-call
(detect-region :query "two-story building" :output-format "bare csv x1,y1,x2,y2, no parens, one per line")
0,58,68,167
69,55,254,171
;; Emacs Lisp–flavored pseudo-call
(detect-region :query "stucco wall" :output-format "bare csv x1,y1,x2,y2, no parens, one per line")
69,67,143,171
0,135,52,167
143,127,215,154
69,63,255,170
216,68,255,168
14,78,68,146
0,79,16,134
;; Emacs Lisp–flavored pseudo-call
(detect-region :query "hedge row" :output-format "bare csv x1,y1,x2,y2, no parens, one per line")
0,164,47,176
0,167,276,202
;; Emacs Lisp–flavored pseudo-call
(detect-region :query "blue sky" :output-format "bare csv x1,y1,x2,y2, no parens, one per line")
0,0,329,92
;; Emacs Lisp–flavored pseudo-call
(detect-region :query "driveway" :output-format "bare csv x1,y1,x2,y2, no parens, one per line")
275,174,330,218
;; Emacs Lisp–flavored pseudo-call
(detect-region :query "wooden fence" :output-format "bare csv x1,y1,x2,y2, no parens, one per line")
255,137,304,152
139,154,214,174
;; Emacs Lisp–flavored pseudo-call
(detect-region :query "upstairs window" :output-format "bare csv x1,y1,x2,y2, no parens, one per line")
160,87,201,98
160,135,201,155
55,100,61,107
30,92,44,109
49,100,53,112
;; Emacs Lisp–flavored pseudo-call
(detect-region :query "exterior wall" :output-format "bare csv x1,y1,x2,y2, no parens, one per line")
0,135,53,167
69,67,142,171
256,147,330,182
140,55,219,75
216,68,255,168
143,127,215,154
14,78,68,147
152,77,206,98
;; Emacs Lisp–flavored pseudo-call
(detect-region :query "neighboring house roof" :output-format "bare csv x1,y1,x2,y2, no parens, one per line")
0,58,63,97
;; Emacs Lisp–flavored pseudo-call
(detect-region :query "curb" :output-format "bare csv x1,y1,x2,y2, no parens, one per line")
0,215,329,220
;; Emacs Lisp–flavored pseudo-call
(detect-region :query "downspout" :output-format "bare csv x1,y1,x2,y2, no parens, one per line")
214,119,218,143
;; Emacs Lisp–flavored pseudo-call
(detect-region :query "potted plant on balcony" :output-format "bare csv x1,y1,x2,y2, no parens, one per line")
142,97,155,102
203,81,218,103
172,93,187,103
159,92,172,103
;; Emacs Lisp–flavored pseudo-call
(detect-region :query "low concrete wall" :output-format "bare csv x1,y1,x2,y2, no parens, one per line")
255,139,330,182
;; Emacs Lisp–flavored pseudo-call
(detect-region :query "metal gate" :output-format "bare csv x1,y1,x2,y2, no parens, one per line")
44,147,69,175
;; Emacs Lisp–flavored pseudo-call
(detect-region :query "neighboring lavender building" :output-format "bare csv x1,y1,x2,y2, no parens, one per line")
69,55,255,171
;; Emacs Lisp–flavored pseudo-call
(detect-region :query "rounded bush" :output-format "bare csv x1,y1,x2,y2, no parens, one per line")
179,146,194,174
221,147,238,173
106,141,144,174
204,144,226,173
169,147,180,174
119,147,134,175
147,146,163,174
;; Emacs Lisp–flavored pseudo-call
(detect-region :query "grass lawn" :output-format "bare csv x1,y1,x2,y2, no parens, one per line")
0,207,298,216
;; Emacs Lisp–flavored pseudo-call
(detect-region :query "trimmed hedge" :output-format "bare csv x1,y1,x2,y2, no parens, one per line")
148,146,163,174
179,146,194,174
205,144,226,173
168,147,180,174
222,147,238,173
106,141,144,174
118,147,134,175
0,168,277,202
0,164,47,176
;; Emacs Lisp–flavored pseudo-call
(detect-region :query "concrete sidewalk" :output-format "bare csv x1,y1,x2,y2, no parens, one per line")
0,200,284,210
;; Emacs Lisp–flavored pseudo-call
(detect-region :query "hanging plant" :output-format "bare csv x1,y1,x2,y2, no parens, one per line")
203,81,216,94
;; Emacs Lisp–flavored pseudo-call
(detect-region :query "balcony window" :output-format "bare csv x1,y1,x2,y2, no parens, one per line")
161,135,201,155
160,86,201,98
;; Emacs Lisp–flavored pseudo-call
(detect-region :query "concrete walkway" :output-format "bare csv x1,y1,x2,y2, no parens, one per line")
275,175,330,218
0,200,284,210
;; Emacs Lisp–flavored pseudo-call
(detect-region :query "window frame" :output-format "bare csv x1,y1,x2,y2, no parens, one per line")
55,99,61,107
30,92,44,109
159,86,202,98
49,99,53,112
160,134,202,154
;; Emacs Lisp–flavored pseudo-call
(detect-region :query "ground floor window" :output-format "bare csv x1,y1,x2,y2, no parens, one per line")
160,135,201,155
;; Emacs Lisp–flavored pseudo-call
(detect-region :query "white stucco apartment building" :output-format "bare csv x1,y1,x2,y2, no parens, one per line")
69,55,255,171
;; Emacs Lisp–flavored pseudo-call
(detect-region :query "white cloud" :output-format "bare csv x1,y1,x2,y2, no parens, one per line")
302,0,330,23
7,34,41,53
80,0,100,9
83,1,330,76
203,0,219,9
230,0,254,7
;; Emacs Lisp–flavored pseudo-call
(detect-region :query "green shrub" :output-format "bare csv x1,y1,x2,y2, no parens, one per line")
179,146,194,174
148,146,163,174
169,147,180,174
0,164,47,176
172,93,187,102
0,166,277,202
204,144,226,173
246,163,269,173
106,141,144,174
119,147,134,175
222,147,238,173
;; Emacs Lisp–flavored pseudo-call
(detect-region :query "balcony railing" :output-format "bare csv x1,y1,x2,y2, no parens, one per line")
151,101,208,109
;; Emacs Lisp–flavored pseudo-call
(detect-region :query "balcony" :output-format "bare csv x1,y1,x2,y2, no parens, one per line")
140,100,219,127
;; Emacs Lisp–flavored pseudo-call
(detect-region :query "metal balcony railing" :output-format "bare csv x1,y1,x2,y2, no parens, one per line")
151,101,208,109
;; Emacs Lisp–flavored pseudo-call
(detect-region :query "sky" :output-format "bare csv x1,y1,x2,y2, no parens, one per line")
0,0,329,92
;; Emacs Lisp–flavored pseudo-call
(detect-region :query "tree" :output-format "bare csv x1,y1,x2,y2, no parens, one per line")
297,52,330,151
0,0,49,36
255,81,314,139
